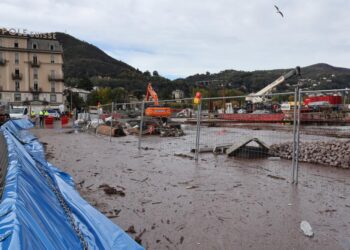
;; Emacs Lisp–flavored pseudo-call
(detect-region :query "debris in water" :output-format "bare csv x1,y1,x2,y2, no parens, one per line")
106,209,121,218
163,235,173,244
135,229,146,245
152,201,162,205
174,153,194,160
99,184,126,196
126,225,136,234
300,220,314,237
180,236,184,244
267,174,286,180
77,180,85,187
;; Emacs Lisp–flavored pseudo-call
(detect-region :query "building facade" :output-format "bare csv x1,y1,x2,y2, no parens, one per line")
172,89,185,102
0,30,64,111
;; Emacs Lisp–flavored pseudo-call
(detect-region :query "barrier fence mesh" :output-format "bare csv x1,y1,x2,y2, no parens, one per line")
197,93,296,159
82,88,350,181
296,89,350,169
138,98,197,156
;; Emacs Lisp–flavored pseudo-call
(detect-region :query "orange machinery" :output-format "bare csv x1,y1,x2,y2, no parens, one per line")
145,83,172,117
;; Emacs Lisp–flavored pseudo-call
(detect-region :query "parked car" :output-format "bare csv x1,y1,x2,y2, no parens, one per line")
47,109,60,120
9,106,29,119
237,108,247,114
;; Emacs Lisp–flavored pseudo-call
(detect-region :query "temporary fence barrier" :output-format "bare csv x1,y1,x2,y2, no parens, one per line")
87,87,350,185
0,119,143,250
291,88,350,183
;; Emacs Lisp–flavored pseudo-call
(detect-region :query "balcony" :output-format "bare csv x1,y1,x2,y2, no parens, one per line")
12,73,23,80
30,61,41,67
48,74,64,81
30,87,42,93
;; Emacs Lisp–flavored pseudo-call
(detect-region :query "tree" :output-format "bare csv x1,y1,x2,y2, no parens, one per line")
77,76,94,91
143,71,151,77
111,87,128,103
66,92,86,110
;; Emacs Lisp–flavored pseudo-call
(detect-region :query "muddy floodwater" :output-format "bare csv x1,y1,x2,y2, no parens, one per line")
32,125,350,250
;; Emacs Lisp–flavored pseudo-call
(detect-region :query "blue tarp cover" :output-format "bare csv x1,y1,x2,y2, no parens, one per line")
0,119,143,250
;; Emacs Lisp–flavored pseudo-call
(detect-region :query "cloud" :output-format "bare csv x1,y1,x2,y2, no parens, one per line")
1,0,349,78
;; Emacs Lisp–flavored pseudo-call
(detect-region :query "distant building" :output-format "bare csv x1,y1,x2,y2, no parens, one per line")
172,89,184,100
195,79,226,88
0,28,64,111
69,87,91,102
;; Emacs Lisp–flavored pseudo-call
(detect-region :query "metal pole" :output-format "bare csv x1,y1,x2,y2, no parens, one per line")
109,102,114,142
138,101,145,150
96,106,99,135
195,102,202,161
295,88,302,184
291,87,298,183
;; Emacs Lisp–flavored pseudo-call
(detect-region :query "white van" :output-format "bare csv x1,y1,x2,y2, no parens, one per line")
9,106,29,119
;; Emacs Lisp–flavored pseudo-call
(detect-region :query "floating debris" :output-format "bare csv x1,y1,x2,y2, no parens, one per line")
300,220,314,237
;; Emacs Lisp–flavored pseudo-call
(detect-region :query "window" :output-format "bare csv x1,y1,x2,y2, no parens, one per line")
15,53,19,64
0,39,2,47
14,42,18,48
51,81,55,92
15,81,20,91
0,92,2,100
50,94,56,102
34,81,38,91
14,93,21,101
50,44,54,51
50,70,55,77
15,69,20,76
32,42,38,49
33,93,39,101
33,55,38,64
33,68,38,79
50,54,55,63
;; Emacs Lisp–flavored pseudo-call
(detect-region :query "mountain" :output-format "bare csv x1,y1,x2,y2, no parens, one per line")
55,32,350,98
55,32,175,96
176,63,350,94
55,32,138,78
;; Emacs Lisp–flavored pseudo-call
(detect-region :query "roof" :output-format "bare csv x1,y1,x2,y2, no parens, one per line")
69,88,91,94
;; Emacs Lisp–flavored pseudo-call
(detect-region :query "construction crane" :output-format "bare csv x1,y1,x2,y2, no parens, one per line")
245,66,301,104
145,83,172,117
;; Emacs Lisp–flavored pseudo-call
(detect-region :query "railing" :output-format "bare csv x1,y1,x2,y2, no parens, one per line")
48,75,64,81
11,73,23,80
30,61,41,67
30,87,42,93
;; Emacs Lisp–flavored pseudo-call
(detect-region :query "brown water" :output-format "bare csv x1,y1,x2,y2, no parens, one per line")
32,126,350,250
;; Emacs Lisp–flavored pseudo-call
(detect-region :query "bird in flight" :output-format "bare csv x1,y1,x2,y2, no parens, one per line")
274,5,284,18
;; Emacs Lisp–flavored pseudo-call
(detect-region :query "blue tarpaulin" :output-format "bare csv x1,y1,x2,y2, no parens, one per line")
0,119,143,250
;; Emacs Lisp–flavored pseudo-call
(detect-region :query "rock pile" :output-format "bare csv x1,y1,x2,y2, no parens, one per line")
269,140,350,168
160,127,185,137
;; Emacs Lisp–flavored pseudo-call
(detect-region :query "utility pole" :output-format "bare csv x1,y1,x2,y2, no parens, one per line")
70,89,73,114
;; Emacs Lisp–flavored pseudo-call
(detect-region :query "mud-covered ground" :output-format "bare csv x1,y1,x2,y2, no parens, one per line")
32,125,350,250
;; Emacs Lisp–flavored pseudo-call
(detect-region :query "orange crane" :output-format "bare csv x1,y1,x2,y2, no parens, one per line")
145,83,172,117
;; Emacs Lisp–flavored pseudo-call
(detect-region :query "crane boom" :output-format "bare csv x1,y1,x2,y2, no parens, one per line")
146,83,159,105
246,66,301,103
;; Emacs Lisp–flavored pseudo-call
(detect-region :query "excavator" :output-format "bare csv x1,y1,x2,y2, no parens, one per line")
144,83,172,117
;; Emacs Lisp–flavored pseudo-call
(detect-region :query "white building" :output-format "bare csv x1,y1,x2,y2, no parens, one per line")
172,89,184,101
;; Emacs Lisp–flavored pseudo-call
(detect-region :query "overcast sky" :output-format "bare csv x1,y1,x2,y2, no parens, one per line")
1,0,349,79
